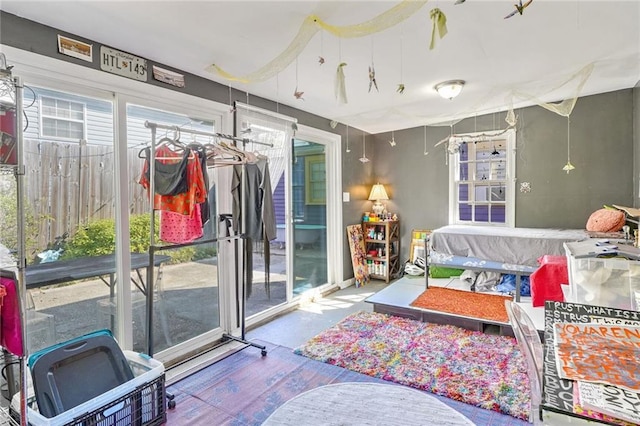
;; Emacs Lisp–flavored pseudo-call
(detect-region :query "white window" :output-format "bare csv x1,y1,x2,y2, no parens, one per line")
449,129,516,226
40,96,86,140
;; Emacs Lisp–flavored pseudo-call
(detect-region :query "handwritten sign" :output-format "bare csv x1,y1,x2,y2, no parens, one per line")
542,301,640,418
554,322,640,390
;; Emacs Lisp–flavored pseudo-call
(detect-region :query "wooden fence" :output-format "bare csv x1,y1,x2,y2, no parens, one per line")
23,139,149,251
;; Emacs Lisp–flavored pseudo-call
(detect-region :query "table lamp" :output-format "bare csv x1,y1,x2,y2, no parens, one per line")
368,183,389,215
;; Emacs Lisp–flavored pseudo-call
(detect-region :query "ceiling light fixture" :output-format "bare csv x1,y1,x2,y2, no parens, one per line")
434,80,465,100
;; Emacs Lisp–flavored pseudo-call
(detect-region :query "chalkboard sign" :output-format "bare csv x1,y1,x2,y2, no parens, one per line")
542,301,640,419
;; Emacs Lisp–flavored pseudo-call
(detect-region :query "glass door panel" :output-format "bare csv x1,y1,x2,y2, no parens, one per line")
126,104,220,354
9,85,116,354
292,139,327,295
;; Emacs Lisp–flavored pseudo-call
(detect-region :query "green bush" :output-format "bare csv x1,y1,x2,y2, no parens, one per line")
62,218,115,258
0,178,39,261
62,213,200,263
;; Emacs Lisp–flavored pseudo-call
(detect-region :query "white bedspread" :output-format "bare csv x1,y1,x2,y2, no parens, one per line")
431,225,589,267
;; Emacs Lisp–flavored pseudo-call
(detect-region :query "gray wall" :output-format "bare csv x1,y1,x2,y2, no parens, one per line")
371,90,635,262
0,10,370,281
635,82,640,208
3,11,637,281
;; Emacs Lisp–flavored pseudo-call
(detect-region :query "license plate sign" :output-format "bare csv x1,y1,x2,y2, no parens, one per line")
100,46,147,81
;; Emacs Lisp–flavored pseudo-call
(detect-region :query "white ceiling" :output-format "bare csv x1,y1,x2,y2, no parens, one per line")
2,0,639,134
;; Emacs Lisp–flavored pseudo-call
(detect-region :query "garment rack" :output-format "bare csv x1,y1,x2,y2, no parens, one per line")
143,121,269,358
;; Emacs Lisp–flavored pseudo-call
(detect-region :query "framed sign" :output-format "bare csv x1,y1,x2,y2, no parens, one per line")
58,35,93,62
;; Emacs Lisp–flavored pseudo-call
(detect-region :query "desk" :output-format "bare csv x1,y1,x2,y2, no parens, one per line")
25,253,170,295
541,301,640,424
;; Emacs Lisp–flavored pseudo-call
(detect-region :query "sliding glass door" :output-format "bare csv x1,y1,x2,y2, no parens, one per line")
291,139,327,295
124,102,222,355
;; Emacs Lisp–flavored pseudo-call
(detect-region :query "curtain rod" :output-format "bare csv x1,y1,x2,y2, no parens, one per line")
144,121,273,147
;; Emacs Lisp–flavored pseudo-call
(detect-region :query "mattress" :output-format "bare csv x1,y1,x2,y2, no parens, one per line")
430,225,589,267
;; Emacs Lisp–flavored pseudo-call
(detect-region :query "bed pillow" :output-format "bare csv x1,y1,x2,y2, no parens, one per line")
585,208,625,232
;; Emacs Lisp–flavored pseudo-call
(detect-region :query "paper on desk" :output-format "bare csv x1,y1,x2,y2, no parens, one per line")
553,322,640,391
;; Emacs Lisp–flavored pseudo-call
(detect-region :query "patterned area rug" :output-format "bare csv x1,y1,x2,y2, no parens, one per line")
294,311,530,420
410,287,512,323
263,383,475,425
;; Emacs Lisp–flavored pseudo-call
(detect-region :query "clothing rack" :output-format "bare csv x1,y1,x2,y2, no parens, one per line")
0,64,28,426
143,121,268,358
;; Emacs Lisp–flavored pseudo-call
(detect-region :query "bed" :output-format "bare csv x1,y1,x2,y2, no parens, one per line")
430,225,589,268
426,225,590,302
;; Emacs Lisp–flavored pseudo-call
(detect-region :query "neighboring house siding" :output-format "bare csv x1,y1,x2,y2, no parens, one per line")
24,86,114,146
274,176,285,225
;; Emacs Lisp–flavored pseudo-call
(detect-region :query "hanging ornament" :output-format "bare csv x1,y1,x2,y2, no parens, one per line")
368,37,379,93
563,116,575,173
389,130,396,147
294,57,304,100
423,126,429,156
504,0,534,19
228,85,235,113
429,8,448,50
335,63,348,104
368,64,378,93
318,31,325,65
335,40,348,104
359,131,370,163
346,124,351,153
397,26,405,94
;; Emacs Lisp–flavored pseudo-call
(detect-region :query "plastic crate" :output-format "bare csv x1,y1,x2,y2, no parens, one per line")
12,350,166,426
564,241,640,311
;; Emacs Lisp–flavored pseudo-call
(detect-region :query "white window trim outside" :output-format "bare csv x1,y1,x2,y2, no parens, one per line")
448,128,516,227
39,95,87,141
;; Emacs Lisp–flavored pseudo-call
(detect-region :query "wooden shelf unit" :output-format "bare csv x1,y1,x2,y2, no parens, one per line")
362,220,400,283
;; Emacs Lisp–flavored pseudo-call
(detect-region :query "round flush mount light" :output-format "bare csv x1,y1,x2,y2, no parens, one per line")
434,80,465,100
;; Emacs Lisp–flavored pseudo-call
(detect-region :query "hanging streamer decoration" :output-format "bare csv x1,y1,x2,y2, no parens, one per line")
562,116,575,173
424,126,429,156
429,8,448,50
206,1,429,83
397,25,405,94
336,62,348,104
359,132,370,163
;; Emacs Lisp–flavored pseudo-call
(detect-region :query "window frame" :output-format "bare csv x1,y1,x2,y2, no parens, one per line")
448,129,516,227
304,154,326,205
39,95,87,141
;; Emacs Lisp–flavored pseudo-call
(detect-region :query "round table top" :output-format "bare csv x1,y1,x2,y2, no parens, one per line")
263,382,475,426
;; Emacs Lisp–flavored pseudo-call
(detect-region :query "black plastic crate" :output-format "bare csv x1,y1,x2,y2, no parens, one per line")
64,374,166,426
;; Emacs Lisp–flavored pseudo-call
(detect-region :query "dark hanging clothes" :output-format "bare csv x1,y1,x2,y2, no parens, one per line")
231,159,276,298
231,159,276,241
142,146,190,196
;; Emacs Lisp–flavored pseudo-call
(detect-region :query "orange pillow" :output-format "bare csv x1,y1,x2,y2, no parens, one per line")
586,209,625,232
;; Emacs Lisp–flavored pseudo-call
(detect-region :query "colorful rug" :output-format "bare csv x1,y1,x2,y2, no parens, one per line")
167,340,527,426
410,287,512,323
294,311,530,421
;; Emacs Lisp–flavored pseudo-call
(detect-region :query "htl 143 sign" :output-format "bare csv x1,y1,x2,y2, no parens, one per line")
100,46,147,82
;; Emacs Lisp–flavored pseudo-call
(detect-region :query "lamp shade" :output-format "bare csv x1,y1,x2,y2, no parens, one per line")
368,183,389,201
435,80,465,100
